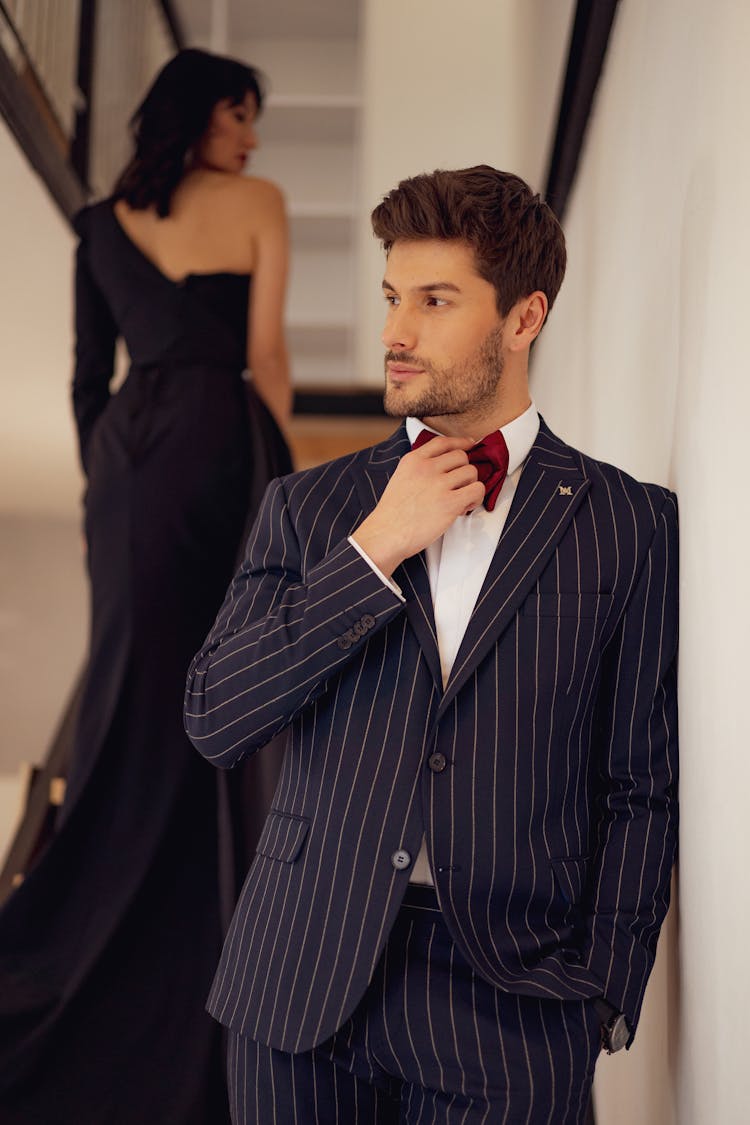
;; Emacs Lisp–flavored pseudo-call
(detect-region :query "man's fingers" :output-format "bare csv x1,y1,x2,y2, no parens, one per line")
405,442,473,477
425,449,474,475
459,480,486,510
410,435,475,458
445,464,480,490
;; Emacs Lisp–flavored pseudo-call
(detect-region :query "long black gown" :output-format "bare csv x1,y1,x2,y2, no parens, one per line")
0,201,291,1123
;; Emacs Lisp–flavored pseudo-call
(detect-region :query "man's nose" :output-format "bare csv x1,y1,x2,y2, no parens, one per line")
246,124,258,149
382,305,417,351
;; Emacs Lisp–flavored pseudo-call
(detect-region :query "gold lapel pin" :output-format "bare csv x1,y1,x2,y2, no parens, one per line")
558,485,573,496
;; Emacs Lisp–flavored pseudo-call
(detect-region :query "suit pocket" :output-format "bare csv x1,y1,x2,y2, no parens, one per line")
519,594,613,698
550,855,589,905
256,810,310,863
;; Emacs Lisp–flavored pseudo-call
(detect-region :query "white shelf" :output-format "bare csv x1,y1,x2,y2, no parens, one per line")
289,202,356,218
289,203,356,248
288,323,351,354
261,95,360,144
291,357,355,386
267,94,361,111
242,37,362,391
251,140,356,197
288,323,354,386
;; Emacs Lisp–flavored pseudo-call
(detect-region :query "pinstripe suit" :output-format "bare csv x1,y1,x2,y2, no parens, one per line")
184,418,678,1119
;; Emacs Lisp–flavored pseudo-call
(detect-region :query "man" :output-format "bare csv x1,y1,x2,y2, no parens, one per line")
184,166,678,1123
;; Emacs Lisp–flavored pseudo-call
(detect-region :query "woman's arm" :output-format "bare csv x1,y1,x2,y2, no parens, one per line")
245,179,292,429
71,222,118,473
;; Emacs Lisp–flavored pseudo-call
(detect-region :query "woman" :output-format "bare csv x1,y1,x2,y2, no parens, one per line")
0,49,292,1124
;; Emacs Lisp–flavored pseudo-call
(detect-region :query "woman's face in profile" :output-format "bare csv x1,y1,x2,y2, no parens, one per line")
196,92,259,174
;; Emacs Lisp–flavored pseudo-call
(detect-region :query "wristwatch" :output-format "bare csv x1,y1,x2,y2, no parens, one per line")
593,998,630,1053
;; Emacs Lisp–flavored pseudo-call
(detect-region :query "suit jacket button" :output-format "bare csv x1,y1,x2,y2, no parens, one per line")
391,849,411,870
428,752,447,773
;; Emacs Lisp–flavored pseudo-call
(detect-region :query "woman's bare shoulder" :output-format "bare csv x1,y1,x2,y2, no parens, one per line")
197,174,285,227
239,175,286,209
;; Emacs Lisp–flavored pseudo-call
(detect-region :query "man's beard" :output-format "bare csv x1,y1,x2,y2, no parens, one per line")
383,326,505,420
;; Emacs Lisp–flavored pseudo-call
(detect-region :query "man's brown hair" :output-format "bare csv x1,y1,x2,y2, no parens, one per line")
371,165,567,318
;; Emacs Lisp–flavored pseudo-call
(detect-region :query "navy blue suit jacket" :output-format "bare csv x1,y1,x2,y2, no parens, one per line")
184,419,678,1055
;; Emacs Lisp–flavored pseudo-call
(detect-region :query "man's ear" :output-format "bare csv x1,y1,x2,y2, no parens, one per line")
506,291,548,350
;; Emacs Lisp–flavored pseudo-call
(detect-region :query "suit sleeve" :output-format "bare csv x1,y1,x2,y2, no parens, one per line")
71,221,117,473
583,490,679,1037
184,476,405,768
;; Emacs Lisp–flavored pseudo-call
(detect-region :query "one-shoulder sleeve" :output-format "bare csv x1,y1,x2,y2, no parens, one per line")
71,207,118,473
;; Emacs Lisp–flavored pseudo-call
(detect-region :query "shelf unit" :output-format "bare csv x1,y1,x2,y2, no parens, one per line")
262,93,360,144
245,33,362,388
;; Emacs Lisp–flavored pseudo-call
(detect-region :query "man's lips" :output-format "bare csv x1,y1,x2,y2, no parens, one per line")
387,362,424,380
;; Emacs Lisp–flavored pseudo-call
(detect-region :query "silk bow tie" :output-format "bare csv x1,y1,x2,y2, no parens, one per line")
411,428,510,512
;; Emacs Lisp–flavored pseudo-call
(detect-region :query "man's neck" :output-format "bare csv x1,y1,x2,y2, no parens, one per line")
419,396,533,441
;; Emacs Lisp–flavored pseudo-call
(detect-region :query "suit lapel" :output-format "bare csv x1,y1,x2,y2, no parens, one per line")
355,424,442,688
439,420,591,713
395,553,442,687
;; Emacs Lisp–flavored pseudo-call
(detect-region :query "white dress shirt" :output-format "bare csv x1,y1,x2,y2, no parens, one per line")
350,403,540,884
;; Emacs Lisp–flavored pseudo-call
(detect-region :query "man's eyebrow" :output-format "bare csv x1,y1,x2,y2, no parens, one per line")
381,280,462,293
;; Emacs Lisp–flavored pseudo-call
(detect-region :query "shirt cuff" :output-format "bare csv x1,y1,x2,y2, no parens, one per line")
347,536,405,603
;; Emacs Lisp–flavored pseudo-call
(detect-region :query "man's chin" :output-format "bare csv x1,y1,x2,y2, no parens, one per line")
384,403,410,419
383,388,414,418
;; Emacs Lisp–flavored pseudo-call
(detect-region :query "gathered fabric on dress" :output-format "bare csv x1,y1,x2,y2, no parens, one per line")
0,201,291,1124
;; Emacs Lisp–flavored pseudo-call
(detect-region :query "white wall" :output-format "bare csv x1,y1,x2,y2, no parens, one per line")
355,0,575,386
533,2,750,1121
0,119,87,787
0,117,81,516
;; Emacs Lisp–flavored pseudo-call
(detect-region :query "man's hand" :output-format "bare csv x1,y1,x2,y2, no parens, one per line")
351,436,484,577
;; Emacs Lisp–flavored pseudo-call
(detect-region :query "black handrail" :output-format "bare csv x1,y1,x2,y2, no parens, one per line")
70,0,97,190
0,42,86,219
0,0,183,221
544,0,621,221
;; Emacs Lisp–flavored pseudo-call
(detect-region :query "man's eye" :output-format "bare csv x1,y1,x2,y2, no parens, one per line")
384,294,399,307
426,296,447,307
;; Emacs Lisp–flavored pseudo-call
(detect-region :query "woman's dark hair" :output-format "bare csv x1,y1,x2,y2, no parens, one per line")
371,165,567,318
112,48,265,217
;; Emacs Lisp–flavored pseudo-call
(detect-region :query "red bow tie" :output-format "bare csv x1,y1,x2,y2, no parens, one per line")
411,428,510,512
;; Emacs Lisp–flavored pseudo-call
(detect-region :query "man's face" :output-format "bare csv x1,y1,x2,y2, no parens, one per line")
381,239,506,433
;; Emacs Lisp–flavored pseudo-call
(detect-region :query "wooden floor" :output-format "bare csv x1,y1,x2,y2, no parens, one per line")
286,414,398,470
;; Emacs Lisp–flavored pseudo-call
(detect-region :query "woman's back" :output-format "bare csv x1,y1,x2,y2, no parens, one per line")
112,168,290,426
76,197,251,374
113,170,276,281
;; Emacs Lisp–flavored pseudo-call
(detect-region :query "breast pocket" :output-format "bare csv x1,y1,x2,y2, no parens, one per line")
521,592,613,696
522,593,612,619
256,810,311,863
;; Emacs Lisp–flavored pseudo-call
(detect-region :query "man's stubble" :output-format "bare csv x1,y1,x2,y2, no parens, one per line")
383,325,505,422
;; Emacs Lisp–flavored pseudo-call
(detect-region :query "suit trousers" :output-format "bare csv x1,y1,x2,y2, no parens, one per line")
227,885,601,1124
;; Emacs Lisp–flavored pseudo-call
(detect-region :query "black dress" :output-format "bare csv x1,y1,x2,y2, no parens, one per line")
0,201,291,1123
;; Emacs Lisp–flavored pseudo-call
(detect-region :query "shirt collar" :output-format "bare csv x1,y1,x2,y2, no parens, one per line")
405,402,539,477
